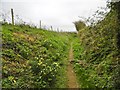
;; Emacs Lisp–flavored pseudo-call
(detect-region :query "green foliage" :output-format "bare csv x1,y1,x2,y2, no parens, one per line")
72,3,120,88
73,20,86,31
2,24,71,88
2,2,120,88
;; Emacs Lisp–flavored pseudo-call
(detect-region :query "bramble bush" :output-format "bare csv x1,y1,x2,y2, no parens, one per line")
73,2,120,88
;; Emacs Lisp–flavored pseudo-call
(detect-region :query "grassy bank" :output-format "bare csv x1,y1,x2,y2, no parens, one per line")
2,23,73,88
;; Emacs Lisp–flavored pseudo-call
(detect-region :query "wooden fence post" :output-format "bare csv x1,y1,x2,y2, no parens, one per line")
11,8,14,25
40,20,41,29
51,26,53,31
57,28,59,32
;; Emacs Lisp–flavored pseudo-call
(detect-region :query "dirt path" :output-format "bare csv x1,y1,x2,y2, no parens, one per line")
67,43,79,88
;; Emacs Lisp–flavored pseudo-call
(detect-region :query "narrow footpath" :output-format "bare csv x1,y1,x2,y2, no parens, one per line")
67,42,79,88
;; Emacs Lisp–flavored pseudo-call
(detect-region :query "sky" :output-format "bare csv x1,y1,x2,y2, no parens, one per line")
1,0,108,32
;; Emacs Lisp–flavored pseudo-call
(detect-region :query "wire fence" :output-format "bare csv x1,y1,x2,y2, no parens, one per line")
0,9,67,32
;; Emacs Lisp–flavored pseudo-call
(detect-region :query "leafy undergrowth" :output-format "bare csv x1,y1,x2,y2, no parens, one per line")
73,40,114,88
72,5,120,88
2,23,72,88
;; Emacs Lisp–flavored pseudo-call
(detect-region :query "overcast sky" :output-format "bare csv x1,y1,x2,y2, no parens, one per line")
1,0,108,32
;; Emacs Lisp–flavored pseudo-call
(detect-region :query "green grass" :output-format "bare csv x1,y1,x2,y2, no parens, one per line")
2,6,120,88
2,23,74,88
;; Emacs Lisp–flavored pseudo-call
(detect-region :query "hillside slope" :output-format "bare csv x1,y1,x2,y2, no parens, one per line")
2,23,74,88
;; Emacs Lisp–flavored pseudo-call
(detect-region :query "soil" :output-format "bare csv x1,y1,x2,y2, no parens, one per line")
67,43,79,88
